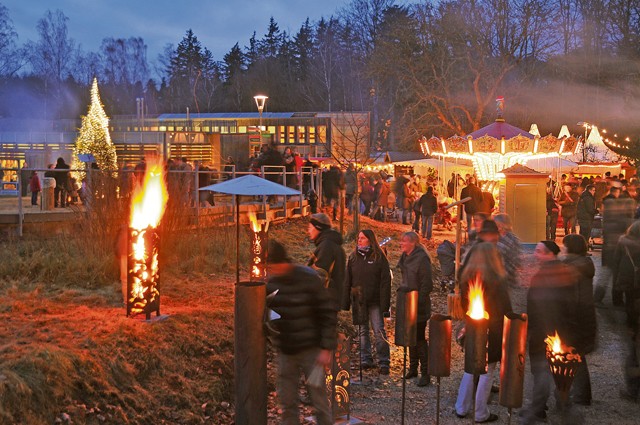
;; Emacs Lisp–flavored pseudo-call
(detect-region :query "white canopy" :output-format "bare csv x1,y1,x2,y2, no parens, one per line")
523,157,578,174
392,158,474,178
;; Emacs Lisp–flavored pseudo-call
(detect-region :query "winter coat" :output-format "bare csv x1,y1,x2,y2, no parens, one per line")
558,190,579,218
397,246,433,322
267,265,337,355
480,191,495,213
460,275,512,363
375,180,390,205
602,198,636,266
30,174,41,192
577,190,597,222
527,259,580,356
311,228,347,306
562,254,597,353
460,183,483,215
342,249,391,324
418,192,438,216
612,235,640,294
345,170,357,195
54,160,71,191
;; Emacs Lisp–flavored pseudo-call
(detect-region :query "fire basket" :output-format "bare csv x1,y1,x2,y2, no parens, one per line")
395,288,418,425
464,278,489,425
127,158,168,320
248,212,269,281
545,331,582,404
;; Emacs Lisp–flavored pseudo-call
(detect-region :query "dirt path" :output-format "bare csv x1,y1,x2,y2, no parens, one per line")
344,247,640,425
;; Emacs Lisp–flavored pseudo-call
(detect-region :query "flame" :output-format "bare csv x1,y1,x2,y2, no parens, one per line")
248,211,261,233
545,331,563,354
467,277,488,320
130,157,169,230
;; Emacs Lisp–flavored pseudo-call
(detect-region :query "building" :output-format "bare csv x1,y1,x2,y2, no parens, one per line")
0,111,370,177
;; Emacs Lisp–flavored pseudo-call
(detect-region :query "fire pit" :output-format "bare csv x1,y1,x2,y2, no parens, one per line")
545,331,582,404
127,158,168,319
248,212,269,281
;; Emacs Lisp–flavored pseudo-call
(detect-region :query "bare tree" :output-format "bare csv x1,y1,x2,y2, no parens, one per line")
27,9,77,83
0,4,22,77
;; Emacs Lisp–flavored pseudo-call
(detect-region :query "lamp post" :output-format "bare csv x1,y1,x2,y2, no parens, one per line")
254,95,268,143
577,121,590,162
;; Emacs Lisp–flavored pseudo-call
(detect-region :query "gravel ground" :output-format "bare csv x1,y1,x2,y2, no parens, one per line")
344,246,640,425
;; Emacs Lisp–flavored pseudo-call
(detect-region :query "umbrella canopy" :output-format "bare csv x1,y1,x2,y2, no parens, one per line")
199,174,301,196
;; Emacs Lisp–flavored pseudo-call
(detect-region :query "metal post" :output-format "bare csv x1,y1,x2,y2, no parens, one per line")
195,165,200,227
232,165,236,224
17,170,23,237
261,166,267,216
282,166,287,219
298,167,304,215
401,347,407,425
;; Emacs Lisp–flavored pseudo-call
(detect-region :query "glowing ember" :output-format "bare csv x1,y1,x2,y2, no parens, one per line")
467,277,488,320
546,330,563,354
247,211,269,281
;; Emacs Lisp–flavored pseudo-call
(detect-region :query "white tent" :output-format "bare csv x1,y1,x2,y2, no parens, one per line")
392,158,474,179
523,157,578,174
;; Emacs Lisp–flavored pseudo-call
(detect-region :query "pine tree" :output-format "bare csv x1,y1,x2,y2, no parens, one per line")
72,78,118,176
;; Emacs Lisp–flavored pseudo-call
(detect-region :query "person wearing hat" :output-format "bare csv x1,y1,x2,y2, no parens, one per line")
521,240,580,424
307,213,347,306
266,240,337,425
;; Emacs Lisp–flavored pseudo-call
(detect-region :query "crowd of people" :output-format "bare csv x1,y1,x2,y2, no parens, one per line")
264,171,640,424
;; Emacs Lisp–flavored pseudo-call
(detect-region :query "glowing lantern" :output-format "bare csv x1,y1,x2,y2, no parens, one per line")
544,331,582,404
248,211,269,282
127,157,169,319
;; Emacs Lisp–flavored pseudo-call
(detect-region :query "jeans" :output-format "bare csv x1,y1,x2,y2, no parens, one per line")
277,348,332,425
455,362,496,421
370,203,385,221
521,354,555,424
421,214,434,239
359,304,390,367
54,187,67,207
546,211,559,239
31,191,38,206
412,212,421,232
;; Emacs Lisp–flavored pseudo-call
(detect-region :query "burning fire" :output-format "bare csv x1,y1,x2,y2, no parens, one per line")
248,211,269,281
546,331,563,354
130,158,169,230
127,157,168,317
467,277,488,320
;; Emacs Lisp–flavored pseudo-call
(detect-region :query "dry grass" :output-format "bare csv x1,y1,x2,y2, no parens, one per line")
0,203,445,424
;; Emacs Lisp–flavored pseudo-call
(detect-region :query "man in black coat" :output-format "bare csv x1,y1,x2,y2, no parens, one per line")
460,177,483,235
307,213,347,306
577,184,597,243
398,231,433,386
418,186,438,239
521,241,580,424
266,240,337,425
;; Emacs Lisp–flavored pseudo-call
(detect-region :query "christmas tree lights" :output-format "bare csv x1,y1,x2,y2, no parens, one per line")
71,78,118,178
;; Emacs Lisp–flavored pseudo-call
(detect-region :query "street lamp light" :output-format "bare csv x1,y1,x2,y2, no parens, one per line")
254,95,268,135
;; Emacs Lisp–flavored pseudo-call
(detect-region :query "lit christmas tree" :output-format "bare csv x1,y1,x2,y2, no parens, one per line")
72,78,118,177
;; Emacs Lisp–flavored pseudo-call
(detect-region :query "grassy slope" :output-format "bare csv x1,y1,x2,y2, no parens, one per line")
0,214,442,424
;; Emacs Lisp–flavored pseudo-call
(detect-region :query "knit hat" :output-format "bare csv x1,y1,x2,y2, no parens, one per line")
478,220,499,235
540,240,560,256
267,240,291,263
310,213,332,231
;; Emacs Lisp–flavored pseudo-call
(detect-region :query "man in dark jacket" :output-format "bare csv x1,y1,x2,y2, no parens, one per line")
577,184,597,243
307,213,347,306
418,186,438,239
460,177,483,235
558,184,579,235
522,241,580,424
54,157,70,208
398,231,433,386
344,164,357,214
266,240,337,425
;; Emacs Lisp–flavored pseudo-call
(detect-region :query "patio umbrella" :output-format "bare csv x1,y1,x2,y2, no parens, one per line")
199,174,301,283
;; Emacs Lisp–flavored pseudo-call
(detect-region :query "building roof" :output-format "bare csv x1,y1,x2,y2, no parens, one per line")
468,120,535,140
158,112,298,120
499,163,547,175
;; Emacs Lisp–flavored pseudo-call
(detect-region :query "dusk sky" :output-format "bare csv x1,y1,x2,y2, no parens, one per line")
4,0,348,62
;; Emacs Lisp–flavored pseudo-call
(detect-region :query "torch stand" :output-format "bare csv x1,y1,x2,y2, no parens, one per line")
428,314,452,425
464,313,489,425
499,313,528,425
395,289,418,425
234,281,267,425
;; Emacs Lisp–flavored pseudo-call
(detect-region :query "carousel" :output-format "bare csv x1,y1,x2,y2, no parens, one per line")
419,101,582,183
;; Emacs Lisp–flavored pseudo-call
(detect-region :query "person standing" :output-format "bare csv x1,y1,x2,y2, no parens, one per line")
266,240,337,425
612,221,640,327
455,242,511,423
521,240,580,425
307,213,347,306
561,234,597,406
344,164,357,214
370,174,390,222
417,186,438,240
343,230,391,375
577,184,597,244
546,186,560,240
558,184,579,235
397,231,433,386
53,157,70,208
29,171,41,207
460,177,483,236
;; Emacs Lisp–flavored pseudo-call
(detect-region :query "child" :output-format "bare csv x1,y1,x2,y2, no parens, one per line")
29,171,41,206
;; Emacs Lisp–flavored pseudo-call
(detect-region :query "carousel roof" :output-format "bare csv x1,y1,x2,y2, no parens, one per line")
468,120,534,140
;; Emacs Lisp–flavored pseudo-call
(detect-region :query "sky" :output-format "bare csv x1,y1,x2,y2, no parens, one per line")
4,0,347,61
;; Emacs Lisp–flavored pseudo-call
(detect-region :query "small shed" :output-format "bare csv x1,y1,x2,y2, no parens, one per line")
498,164,548,243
